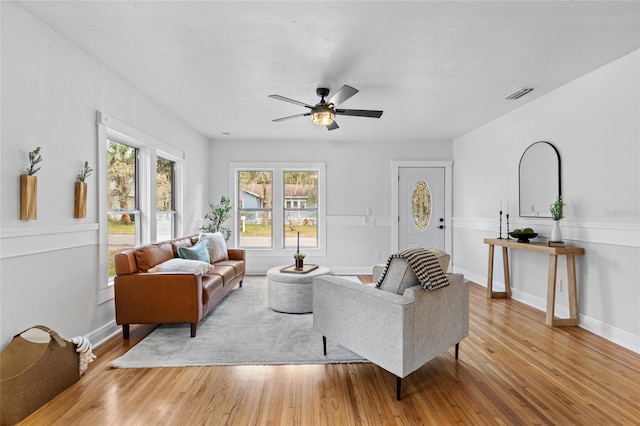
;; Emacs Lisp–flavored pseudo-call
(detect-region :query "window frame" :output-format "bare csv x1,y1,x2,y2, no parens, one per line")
229,162,326,257
97,112,184,304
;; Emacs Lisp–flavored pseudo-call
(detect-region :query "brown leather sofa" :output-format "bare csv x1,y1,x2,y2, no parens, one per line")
114,235,245,338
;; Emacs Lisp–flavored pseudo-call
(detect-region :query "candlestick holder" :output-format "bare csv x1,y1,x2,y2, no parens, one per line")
506,213,511,239
498,211,503,239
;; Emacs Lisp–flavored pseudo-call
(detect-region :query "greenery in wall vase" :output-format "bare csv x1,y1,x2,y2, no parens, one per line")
77,161,93,182
75,161,92,219
20,147,43,220
26,146,43,175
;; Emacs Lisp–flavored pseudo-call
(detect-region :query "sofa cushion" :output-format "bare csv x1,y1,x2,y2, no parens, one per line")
208,265,235,286
134,242,174,272
201,274,224,305
171,237,194,257
378,258,419,294
214,260,245,278
148,258,212,275
377,248,451,294
199,232,229,262
178,239,210,263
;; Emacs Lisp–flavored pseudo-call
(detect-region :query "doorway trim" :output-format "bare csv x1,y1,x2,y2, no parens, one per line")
391,161,453,253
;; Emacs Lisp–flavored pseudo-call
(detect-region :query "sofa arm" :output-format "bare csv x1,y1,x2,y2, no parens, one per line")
227,248,245,261
313,276,414,376
114,272,204,325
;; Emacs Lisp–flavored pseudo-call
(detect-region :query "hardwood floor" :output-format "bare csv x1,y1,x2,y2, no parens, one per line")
18,279,640,425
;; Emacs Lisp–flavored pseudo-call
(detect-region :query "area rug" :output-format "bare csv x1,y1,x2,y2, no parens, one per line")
110,276,367,368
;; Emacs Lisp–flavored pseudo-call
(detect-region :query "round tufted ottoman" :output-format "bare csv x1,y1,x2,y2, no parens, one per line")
266,265,331,313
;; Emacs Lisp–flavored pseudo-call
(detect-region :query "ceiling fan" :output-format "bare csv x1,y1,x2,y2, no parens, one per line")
268,85,383,131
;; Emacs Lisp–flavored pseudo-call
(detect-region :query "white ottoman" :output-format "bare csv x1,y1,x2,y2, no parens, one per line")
267,265,331,313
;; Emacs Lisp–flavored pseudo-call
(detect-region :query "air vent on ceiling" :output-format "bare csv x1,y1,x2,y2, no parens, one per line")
506,87,534,100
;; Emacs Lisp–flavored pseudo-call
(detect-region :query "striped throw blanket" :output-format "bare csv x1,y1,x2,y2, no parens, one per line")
376,248,449,291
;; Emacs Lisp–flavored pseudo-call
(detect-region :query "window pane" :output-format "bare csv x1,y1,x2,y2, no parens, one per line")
156,212,174,242
238,171,273,248
107,140,138,277
156,156,174,211
107,212,137,278
107,141,137,210
284,171,318,248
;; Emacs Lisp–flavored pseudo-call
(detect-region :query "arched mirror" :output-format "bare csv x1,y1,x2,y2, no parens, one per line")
519,141,561,217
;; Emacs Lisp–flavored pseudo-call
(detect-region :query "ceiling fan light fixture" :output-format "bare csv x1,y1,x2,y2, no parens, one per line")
311,107,335,126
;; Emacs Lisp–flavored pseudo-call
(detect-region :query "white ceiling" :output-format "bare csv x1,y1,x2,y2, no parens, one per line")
13,1,640,142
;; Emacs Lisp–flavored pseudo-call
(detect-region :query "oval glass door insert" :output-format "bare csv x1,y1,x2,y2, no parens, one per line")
411,180,432,231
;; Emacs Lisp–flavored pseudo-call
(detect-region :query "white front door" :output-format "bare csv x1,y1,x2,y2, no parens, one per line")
398,167,446,250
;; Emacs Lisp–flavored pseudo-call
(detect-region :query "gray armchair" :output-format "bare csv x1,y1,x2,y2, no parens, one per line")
313,272,469,400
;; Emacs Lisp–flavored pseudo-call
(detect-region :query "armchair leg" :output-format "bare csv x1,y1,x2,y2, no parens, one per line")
322,336,327,356
455,342,460,359
239,279,243,288
190,323,197,338
396,376,402,401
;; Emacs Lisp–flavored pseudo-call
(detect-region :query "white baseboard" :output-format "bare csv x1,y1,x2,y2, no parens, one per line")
453,266,640,354
88,320,122,348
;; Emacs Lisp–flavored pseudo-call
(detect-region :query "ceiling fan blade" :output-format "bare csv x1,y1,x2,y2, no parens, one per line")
272,113,310,122
335,109,383,118
268,94,313,109
326,121,339,131
328,85,359,105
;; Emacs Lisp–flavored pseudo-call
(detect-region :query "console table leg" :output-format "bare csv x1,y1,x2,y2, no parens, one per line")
502,246,511,298
487,244,495,298
546,254,559,326
566,255,579,326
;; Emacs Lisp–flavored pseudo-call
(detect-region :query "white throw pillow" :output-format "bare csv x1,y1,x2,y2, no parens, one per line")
147,258,212,275
198,232,229,263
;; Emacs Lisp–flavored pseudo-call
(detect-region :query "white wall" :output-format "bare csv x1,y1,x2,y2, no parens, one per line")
452,50,640,353
210,139,453,274
0,3,211,349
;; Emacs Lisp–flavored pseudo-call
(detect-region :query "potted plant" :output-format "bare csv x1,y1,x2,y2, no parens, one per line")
201,195,232,242
20,147,43,220
549,196,564,242
293,252,306,270
75,161,93,218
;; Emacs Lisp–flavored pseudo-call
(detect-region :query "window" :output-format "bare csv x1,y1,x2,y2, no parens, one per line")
156,156,175,241
284,171,318,249
107,141,140,278
238,171,273,248
97,112,184,303
231,162,326,256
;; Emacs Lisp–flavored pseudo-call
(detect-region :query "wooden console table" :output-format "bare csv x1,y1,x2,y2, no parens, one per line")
484,238,585,327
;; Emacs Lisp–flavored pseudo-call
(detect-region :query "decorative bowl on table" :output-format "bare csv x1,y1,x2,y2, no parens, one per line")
509,232,538,243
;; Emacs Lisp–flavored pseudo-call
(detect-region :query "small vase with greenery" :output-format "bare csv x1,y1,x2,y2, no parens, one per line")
294,252,306,270
201,195,232,242
549,196,564,242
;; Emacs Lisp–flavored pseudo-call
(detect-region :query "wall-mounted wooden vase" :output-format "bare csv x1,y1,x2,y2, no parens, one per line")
20,175,38,220
74,182,87,219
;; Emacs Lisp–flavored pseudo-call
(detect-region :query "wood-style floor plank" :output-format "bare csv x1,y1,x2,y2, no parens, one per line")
16,280,640,425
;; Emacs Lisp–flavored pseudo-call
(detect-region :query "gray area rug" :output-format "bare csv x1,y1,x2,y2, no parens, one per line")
110,276,367,368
